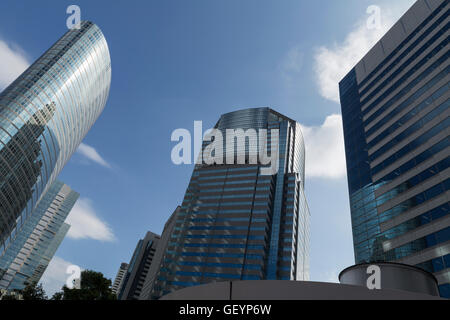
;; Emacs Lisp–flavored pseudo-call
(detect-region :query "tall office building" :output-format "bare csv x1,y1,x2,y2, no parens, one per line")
112,263,129,296
140,207,179,300
339,0,449,297
0,21,111,254
118,232,160,300
0,181,78,290
150,107,310,299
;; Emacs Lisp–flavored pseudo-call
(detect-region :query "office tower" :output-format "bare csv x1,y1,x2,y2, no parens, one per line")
0,21,111,254
112,263,129,296
140,207,179,300
339,0,449,298
118,232,160,300
151,107,310,299
0,181,78,290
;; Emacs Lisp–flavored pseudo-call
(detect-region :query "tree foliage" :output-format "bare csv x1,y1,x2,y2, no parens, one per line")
21,282,48,300
56,270,116,300
1,270,115,300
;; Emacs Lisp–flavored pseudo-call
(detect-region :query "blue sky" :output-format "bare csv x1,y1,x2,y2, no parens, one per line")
0,0,415,294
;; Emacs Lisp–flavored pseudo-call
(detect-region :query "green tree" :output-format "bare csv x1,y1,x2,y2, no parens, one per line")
51,291,64,300
21,282,47,300
60,270,116,300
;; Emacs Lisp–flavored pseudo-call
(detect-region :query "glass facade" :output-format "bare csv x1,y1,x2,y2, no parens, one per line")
0,21,111,254
150,107,310,299
0,181,78,290
339,1,449,298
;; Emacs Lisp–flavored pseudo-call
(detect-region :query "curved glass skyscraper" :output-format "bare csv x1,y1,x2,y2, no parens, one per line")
0,21,111,254
149,107,310,299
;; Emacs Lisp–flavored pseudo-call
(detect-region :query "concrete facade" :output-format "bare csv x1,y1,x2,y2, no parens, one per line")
139,207,179,300
118,232,160,300
112,263,129,296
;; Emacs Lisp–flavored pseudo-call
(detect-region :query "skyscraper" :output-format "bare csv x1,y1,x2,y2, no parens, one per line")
140,207,179,300
339,0,449,297
112,263,129,296
0,181,78,290
0,21,111,254
150,107,310,299
118,232,160,300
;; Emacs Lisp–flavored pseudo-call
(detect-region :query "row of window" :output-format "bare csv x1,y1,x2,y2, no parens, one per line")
367,82,448,149
379,178,449,222
178,243,264,249
165,261,263,270
372,118,449,176
416,253,450,273
354,202,449,248
365,56,448,137
177,209,270,216
376,157,449,209
360,20,449,109
172,234,266,240
186,226,265,231
385,227,450,260
369,99,449,162
167,251,263,260
376,137,448,184
357,2,448,89
177,217,266,223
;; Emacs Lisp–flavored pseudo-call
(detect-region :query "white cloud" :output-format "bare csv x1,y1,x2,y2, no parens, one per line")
313,1,415,103
66,198,116,242
300,114,346,179
0,39,29,91
76,143,111,168
39,256,78,297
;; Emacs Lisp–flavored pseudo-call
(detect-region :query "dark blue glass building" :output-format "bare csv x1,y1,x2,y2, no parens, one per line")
339,0,449,298
150,107,310,299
